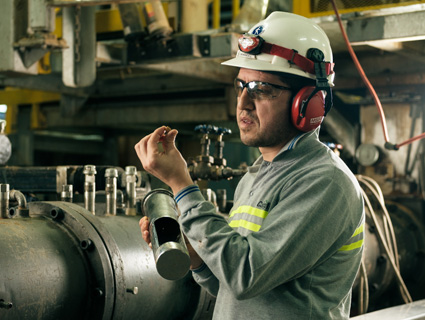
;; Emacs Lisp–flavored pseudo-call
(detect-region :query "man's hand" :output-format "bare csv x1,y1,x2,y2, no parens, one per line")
139,216,204,270
134,126,193,194
139,216,152,248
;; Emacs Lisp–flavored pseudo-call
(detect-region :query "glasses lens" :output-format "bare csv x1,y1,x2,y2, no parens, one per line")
234,80,287,100
234,79,244,97
248,82,281,100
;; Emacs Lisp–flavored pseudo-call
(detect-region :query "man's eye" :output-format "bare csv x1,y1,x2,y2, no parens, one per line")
257,86,273,94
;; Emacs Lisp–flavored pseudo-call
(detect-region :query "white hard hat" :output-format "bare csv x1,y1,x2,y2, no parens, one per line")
222,12,335,86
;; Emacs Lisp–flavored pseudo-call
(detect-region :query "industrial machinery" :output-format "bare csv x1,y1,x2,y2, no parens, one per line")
0,164,216,320
0,125,247,319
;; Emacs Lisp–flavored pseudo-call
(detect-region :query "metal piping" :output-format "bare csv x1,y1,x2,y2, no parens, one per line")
9,189,27,209
125,166,137,216
84,164,96,215
0,184,10,218
105,168,118,216
61,184,73,202
181,0,208,32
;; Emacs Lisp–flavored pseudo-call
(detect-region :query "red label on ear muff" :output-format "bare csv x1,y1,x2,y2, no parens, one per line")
291,87,325,132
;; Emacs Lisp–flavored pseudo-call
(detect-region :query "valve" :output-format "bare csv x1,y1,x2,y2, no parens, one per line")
188,124,245,181
214,127,232,166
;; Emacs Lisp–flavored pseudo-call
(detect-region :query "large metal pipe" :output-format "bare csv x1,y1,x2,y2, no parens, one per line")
0,201,214,320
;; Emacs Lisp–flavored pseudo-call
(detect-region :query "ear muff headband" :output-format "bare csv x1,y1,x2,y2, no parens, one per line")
290,48,333,132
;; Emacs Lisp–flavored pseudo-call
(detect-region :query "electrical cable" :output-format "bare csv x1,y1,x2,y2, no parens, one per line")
330,0,425,151
358,259,369,314
404,107,418,176
356,175,413,304
358,175,399,267
360,189,412,303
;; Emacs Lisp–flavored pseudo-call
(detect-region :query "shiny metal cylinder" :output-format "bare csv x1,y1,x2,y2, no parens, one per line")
84,165,96,214
61,184,73,202
0,184,10,218
142,189,190,281
125,166,137,216
105,168,118,216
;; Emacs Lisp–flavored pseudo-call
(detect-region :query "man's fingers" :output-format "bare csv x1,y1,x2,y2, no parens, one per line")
139,217,152,247
147,126,168,153
162,129,178,149
143,230,152,248
134,133,152,162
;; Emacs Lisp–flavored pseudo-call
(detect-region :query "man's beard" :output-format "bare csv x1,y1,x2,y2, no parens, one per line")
239,112,296,148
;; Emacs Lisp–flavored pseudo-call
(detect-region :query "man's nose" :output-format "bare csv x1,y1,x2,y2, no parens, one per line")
237,88,255,111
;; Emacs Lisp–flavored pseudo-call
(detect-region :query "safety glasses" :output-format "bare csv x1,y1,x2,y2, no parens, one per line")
234,78,292,100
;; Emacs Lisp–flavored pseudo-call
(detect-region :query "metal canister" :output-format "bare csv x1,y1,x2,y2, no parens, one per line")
142,189,190,280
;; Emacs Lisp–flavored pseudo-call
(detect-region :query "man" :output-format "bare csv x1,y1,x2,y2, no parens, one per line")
135,12,364,319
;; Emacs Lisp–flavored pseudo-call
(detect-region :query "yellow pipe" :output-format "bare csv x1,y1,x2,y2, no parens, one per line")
293,0,425,18
0,87,60,134
232,0,240,20
292,0,311,17
212,0,220,29
4,105,16,134
0,88,60,105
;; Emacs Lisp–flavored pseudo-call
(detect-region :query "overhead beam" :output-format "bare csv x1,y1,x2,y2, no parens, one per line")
347,10,425,45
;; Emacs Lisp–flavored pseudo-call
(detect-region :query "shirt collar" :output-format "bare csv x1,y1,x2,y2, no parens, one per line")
251,128,319,168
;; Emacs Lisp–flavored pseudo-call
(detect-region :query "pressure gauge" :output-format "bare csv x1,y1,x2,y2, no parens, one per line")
0,134,11,165
0,120,11,165
355,143,380,167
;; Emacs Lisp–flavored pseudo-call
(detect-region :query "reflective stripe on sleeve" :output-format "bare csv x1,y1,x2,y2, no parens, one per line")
229,205,268,219
339,239,364,252
229,219,262,232
228,205,268,232
338,222,365,252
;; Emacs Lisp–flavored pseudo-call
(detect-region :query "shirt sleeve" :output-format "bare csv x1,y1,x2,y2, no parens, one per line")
191,263,220,297
177,168,363,300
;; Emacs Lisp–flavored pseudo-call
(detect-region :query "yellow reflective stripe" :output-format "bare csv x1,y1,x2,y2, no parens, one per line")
229,219,262,232
338,239,364,252
352,223,364,237
229,205,268,219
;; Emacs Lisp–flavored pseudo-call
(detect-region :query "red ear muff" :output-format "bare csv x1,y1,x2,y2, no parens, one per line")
291,86,326,132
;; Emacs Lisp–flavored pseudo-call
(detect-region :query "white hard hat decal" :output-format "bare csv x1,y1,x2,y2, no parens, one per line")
252,26,264,35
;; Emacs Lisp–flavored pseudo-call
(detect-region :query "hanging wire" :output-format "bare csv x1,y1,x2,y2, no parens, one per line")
358,259,369,314
356,175,413,304
330,0,425,151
